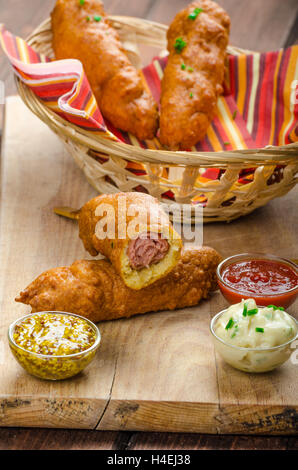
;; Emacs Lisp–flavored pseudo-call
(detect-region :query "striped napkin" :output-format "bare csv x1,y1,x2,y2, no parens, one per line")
0,25,297,200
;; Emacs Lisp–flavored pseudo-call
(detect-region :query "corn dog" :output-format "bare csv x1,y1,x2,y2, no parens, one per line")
78,192,182,290
51,0,159,140
159,0,230,149
16,247,221,322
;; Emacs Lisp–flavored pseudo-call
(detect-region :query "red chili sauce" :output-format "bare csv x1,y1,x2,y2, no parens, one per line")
218,259,298,308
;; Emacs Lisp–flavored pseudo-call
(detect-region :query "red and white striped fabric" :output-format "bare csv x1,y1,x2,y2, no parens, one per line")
0,24,297,202
1,25,297,149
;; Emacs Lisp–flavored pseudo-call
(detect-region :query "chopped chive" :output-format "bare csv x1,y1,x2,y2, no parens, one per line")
231,325,239,338
86,16,90,21
189,92,193,98
242,303,248,317
188,66,194,72
174,37,187,53
232,110,237,120
223,141,230,146
188,7,203,20
247,308,258,316
181,63,186,70
79,0,85,5
268,305,284,311
94,15,102,22
225,318,235,330
255,327,264,333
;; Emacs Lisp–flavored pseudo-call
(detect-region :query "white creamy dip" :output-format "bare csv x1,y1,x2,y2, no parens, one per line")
211,299,297,372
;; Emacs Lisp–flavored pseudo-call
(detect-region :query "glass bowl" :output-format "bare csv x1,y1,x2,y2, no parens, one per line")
217,253,298,308
8,311,101,380
210,308,298,373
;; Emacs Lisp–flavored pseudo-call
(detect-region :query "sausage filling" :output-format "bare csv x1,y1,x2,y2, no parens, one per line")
127,233,169,270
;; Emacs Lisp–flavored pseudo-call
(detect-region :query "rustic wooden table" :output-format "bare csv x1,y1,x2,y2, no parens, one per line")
0,0,297,451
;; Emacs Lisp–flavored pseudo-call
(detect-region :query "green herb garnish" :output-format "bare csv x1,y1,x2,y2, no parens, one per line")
225,318,235,330
232,110,237,120
188,66,194,72
223,141,230,146
247,308,258,316
174,37,187,53
86,16,90,21
189,92,193,98
255,327,264,333
79,0,85,5
242,303,248,317
181,63,186,70
188,7,203,20
94,15,102,22
231,325,239,338
267,305,284,311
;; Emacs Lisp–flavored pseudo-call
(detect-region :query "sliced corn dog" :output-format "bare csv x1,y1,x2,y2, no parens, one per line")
78,192,182,290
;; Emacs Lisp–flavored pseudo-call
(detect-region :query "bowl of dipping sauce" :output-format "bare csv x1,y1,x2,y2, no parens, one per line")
217,253,298,308
8,312,101,380
210,299,298,373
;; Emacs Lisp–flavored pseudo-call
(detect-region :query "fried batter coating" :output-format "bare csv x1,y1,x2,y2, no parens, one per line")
159,0,230,150
16,247,221,323
78,192,182,290
51,0,159,140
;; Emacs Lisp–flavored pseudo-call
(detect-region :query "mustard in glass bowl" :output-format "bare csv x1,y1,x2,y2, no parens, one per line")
8,311,101,380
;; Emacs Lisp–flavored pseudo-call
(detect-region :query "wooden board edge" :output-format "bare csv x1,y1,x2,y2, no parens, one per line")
0,396,108,429
0,98,7,175
97,399,298,435
3,395,297,434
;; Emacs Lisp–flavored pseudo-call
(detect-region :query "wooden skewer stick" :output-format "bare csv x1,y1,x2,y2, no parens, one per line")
54,206,80,220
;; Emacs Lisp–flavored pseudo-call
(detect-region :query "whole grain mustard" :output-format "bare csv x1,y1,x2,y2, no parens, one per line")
9,312,100,380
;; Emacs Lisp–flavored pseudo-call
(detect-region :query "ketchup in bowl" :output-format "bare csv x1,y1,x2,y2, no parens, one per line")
217,253,298,308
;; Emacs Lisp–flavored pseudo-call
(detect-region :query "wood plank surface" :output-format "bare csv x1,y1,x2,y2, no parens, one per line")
0,96,297,436
0,0,297,451
148,0,298,51
1,426,297,450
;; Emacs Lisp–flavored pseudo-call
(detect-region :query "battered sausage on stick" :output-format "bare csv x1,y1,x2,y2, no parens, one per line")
16,248,221,323
51,0,159,140
159,0,230,150
78,192,182,290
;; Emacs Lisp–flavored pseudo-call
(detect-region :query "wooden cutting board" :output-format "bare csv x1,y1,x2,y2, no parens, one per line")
0,96,297,434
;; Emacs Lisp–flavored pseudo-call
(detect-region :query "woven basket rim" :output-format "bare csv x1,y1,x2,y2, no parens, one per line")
15,15,298,169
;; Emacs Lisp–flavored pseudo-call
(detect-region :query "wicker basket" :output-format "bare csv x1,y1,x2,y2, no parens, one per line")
15,16,298,223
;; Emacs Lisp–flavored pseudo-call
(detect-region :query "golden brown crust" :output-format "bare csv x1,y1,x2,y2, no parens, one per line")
78,192,182,289
79,192,176,255
51,0,158,140
159,0,230,150
16,247,222,322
